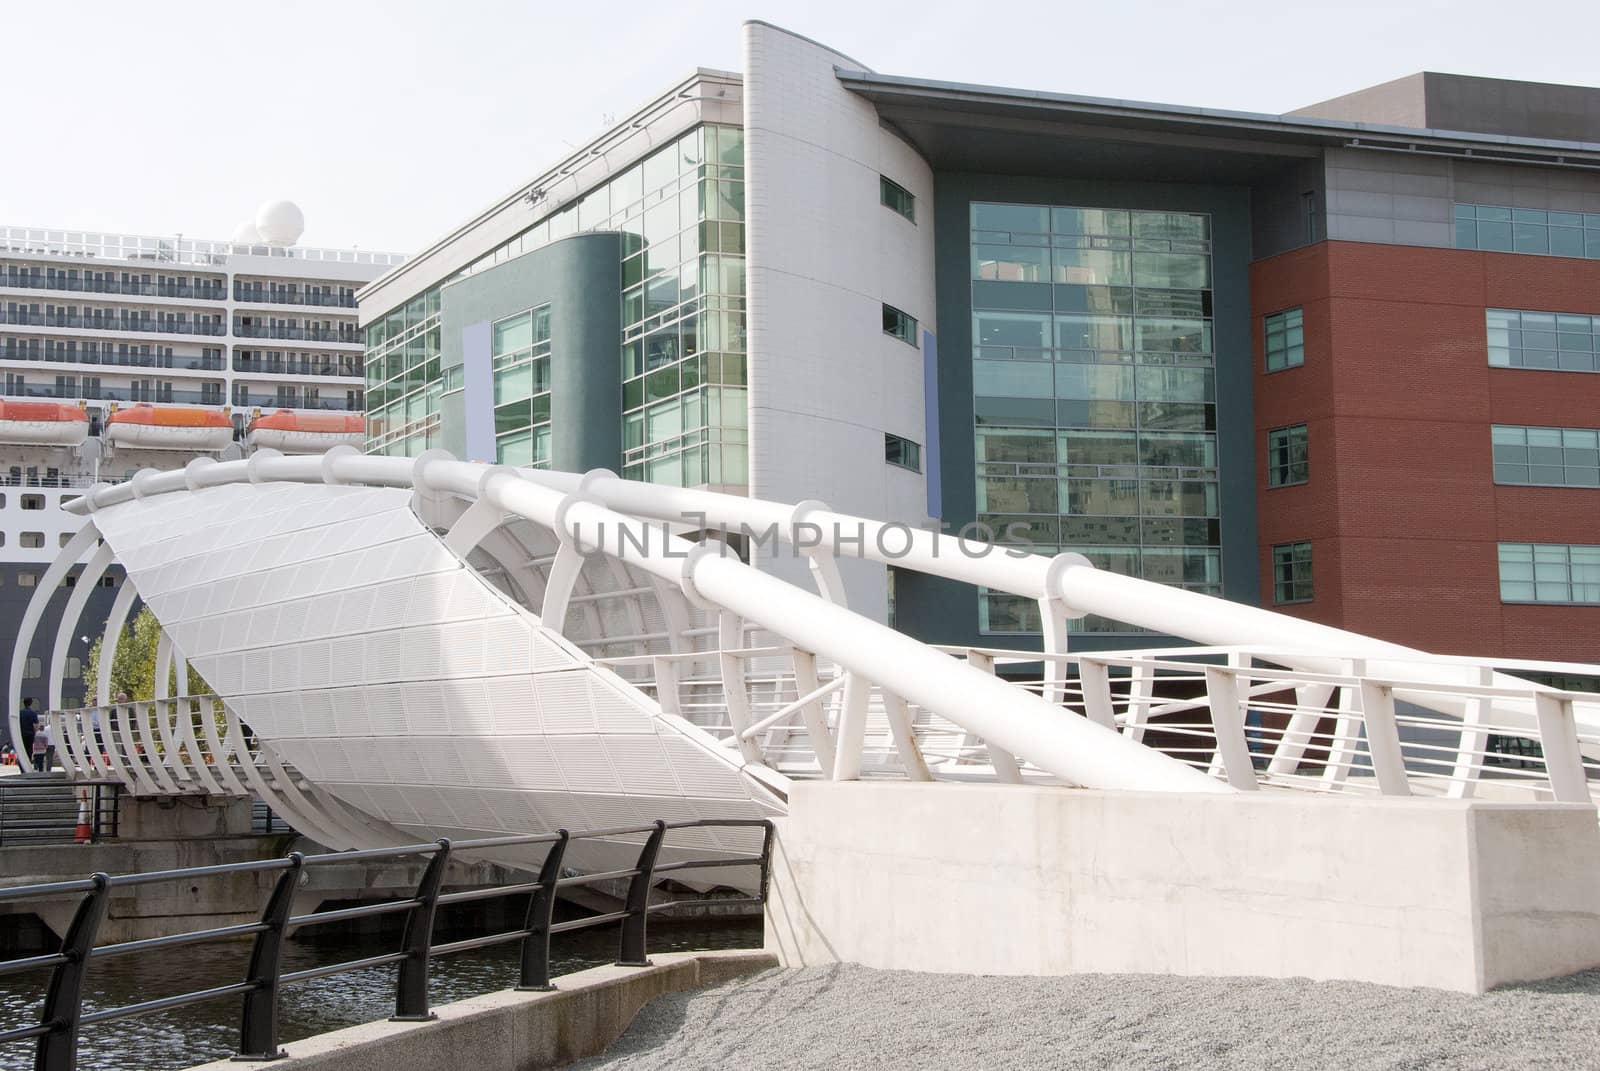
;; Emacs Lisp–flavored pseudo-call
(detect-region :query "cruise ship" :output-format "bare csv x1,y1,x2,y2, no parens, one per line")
0,205,402,731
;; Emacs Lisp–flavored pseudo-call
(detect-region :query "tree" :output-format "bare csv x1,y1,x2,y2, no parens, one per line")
82,607,210,702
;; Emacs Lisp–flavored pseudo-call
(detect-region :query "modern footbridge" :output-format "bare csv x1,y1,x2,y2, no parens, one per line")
9,450,1600,880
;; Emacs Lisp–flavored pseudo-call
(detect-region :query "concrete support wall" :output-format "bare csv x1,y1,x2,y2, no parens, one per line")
765,782,1600,993
184,950,774,1071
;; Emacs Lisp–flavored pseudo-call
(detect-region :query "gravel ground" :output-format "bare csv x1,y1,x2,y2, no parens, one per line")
568,964,1600,1070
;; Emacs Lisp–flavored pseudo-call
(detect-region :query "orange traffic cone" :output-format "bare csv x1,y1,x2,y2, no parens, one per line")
73,790,93,844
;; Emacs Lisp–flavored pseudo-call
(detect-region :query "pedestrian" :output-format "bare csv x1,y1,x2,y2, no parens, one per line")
31,719,50,772
18,698,38,769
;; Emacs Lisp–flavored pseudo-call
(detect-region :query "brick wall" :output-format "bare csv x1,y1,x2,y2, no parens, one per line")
1251,241,1600,660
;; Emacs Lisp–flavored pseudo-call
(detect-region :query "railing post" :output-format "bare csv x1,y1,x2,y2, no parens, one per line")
35,873,111,1071
616,821,666,967
515,831,570,992
235,852,304,1061
1534,691,1589,803
391,839,451,1022
1202,667,1258,790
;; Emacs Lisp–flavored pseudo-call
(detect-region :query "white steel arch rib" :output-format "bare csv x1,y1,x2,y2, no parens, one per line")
19,451,1600,871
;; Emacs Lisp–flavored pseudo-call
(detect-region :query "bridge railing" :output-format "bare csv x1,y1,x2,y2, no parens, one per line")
930,644,1600,801
0,817,774,1069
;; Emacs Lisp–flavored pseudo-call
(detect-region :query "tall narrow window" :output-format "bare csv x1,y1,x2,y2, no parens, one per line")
885,433,922,472
1267,424,1309,486
883,304,918,346
1272,541,1313,604
880,176,915,222
1265,308,1304,371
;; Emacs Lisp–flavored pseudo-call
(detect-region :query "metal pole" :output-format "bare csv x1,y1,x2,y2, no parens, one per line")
515,831,569,992
34,873,111,1071
235,853,303,1061
390,840,450,1022
616,821,666,967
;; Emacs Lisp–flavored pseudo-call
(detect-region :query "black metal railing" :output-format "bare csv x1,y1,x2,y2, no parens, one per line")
0,818,773,1069
0,779,119,847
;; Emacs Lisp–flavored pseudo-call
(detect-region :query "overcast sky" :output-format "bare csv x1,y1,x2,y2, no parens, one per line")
6,0,1596,255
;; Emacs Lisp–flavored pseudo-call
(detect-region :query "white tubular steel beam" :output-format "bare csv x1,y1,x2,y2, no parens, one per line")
68,450,1599,802
493,469,1594,737
47,544,114,712
8,522,100,777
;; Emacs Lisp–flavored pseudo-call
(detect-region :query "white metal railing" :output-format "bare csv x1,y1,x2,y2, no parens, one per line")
931,644,1600,803
47,696,391,848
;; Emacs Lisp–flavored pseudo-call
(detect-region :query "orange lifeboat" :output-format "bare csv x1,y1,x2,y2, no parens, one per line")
0,401,89,446
104,403,233,452
245,410,364,454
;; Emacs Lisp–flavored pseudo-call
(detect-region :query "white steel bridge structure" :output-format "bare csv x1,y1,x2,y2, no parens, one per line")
9,450,1600,882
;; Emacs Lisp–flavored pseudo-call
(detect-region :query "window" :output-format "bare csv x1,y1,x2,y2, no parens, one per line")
1267,425,1310,486
1486,309,1600,373
882,304,917,346
1265,308,1304,371
970,201,1221,634
1499,543,1600,604
879,176,915,222
18,571,36,587
885,433,922,473
1455,204,1600,260
1491,425,1600,486
65,656,81,680
58,533,73,548
20,494,44,510
20,532,43,548
24,657,40,680
1272,541,1313,604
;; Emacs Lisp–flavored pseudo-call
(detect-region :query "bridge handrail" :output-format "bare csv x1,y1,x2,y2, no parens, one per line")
0,817,774,1066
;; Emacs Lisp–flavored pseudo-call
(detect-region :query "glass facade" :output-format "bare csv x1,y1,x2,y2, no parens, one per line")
969,202,1221,634
1455,204,1600,259
491,305,553,467
1487,309,1600,373
1499,543,1600,604
1491,425,1600,487
364,287,443,455
365,124,747,486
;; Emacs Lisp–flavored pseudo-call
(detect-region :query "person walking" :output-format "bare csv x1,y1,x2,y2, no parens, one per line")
17,698,38,770
31,718,51,772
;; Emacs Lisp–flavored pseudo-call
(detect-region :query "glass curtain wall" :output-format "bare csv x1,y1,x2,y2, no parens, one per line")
969,202,1222,634
362,124,747,485
364,287,442,455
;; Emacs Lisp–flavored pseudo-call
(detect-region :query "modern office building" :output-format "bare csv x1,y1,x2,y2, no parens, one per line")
357,22,1600,661
0,208,402,719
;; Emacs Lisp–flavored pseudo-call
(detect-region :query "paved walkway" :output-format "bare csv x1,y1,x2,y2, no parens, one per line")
570,963,1600,1070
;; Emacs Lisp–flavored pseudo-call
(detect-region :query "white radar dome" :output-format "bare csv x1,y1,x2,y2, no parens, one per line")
254,200,305,246
231,221,262,245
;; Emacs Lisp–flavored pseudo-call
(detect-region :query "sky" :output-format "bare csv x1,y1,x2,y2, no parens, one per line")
5,0,1598,255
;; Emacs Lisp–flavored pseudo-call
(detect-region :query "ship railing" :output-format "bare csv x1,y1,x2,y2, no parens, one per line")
0,818,773,1067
